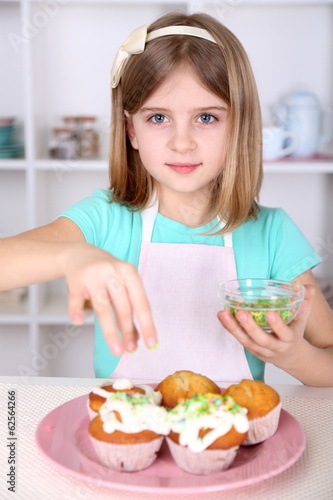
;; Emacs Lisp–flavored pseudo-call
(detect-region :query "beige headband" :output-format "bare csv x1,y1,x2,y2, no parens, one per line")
111,24,217,88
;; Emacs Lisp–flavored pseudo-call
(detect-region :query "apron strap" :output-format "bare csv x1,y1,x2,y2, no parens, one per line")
223,233,233,248
217,215,233,248
141,191,159,243
141,197,233,247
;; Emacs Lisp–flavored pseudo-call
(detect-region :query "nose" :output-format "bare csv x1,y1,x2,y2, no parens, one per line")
168,122,196,154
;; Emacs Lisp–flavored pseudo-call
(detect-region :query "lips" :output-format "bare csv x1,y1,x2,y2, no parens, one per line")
166,163,201,174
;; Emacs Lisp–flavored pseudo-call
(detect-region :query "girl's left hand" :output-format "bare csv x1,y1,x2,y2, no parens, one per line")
217,285,315,368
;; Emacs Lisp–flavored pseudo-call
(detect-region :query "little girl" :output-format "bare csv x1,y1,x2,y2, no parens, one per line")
1,12,333,385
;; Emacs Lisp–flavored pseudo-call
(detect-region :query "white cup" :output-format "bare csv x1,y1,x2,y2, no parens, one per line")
262,127,297,161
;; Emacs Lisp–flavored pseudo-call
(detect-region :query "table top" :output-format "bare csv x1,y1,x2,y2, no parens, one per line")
0,376,332,500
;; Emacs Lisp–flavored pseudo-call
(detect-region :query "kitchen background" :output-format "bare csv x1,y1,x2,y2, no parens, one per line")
0,0,333,384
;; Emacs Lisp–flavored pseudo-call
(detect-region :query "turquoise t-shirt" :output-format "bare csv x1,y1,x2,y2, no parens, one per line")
59,189,321,381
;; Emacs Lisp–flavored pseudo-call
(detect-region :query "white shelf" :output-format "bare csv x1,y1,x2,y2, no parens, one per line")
264,160,333,174
2,0,330,4
0,160,27,171
0,296,30,325
34,159,108,172
1,159,333,174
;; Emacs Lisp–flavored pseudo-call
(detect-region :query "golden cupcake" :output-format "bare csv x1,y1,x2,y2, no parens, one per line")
156,370,221,409
222,379,281,445
88,390,169,472
166,393,249,475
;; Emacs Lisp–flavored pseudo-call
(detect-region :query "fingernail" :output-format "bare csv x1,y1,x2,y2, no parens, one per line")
149,343,159,352
266,312,276,323
222,313,232,324
72,314,83,325
148,340,159,351
127,341,136,353
238,312,248,323
112,343,123,356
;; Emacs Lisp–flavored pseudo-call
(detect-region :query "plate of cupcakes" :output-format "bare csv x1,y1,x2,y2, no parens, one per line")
35,371,306,493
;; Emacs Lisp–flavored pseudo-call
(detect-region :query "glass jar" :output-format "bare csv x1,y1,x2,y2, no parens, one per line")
63,116,79,142
49,128,79,159
76,116,99,158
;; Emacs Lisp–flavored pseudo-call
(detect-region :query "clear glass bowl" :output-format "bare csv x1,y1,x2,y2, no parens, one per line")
217,279,305,332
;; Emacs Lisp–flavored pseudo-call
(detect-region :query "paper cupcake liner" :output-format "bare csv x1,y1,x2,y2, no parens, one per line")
89,435,164,472
166,437,238,475
86,399,98,421
243,402,282,445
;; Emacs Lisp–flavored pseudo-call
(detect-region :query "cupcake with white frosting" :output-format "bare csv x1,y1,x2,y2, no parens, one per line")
166,393,249,475
88,389,169,472
87,378,162,421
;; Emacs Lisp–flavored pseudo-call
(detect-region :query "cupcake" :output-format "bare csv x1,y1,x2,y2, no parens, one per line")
222,379,281,445
166,393,249,475
87,378,162,420
156,370,221,409
88,390,169,472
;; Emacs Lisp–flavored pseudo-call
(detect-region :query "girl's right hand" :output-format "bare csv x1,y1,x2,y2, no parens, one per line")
64,242,157,356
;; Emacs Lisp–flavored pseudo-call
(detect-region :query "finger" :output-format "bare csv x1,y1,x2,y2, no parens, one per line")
265,285,315,342
68,288,85,325
122,266,158,349
235,310,278,349
106,278,138,353
217,310,252,345
218,309,280,358
91,288,124,357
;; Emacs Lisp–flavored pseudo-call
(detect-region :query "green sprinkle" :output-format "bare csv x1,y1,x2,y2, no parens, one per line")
149,342,159,352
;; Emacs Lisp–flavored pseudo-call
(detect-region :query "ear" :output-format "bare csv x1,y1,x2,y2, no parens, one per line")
124,110,139,150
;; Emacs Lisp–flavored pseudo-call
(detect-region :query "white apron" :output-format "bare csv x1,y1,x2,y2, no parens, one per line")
111,200,253,382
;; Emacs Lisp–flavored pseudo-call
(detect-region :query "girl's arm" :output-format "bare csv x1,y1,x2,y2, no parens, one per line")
217,269,333,386
0,218,157,355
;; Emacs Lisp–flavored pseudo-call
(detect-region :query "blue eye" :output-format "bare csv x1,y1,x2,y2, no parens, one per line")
198,113,215,124
150,114,167,124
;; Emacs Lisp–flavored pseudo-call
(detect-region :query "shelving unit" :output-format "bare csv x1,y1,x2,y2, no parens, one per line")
1,0,333,381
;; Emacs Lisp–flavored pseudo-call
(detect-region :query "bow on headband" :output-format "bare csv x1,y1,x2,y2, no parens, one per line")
111,24,217,88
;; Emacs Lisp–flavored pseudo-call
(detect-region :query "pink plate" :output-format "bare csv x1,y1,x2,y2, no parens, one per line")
35,393,306,494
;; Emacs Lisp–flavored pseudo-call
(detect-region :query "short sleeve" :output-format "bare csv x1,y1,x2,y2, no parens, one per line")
57,189,115,247
269,208,321,280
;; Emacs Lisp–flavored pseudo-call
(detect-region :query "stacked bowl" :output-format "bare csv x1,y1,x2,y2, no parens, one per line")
0,118,24,158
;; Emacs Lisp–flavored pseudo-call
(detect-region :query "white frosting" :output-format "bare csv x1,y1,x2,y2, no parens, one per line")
99,392,169,435
91,379,162,405
137,384,162,405
91,383,248,453
92,386,115,398
112,378,134,391
168,394,249,453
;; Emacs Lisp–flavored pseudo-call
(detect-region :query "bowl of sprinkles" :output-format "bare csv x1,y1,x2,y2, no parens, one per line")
217,279,305,332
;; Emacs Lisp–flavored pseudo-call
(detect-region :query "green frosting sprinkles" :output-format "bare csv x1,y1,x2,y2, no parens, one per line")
227,297,294,327
169,393,247,419
105,391,154,407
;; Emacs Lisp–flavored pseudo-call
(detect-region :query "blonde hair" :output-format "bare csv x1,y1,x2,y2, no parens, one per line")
109,12,263,233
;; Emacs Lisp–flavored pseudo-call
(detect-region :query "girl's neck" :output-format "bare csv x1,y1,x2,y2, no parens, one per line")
157,188,213,227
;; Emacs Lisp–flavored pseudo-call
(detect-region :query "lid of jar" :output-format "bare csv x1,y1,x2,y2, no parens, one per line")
284,90,320,107
53,127,72,134
76,116,97,121
63,116,78,122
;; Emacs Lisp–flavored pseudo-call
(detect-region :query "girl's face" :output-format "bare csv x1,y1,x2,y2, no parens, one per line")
125,66,229,207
